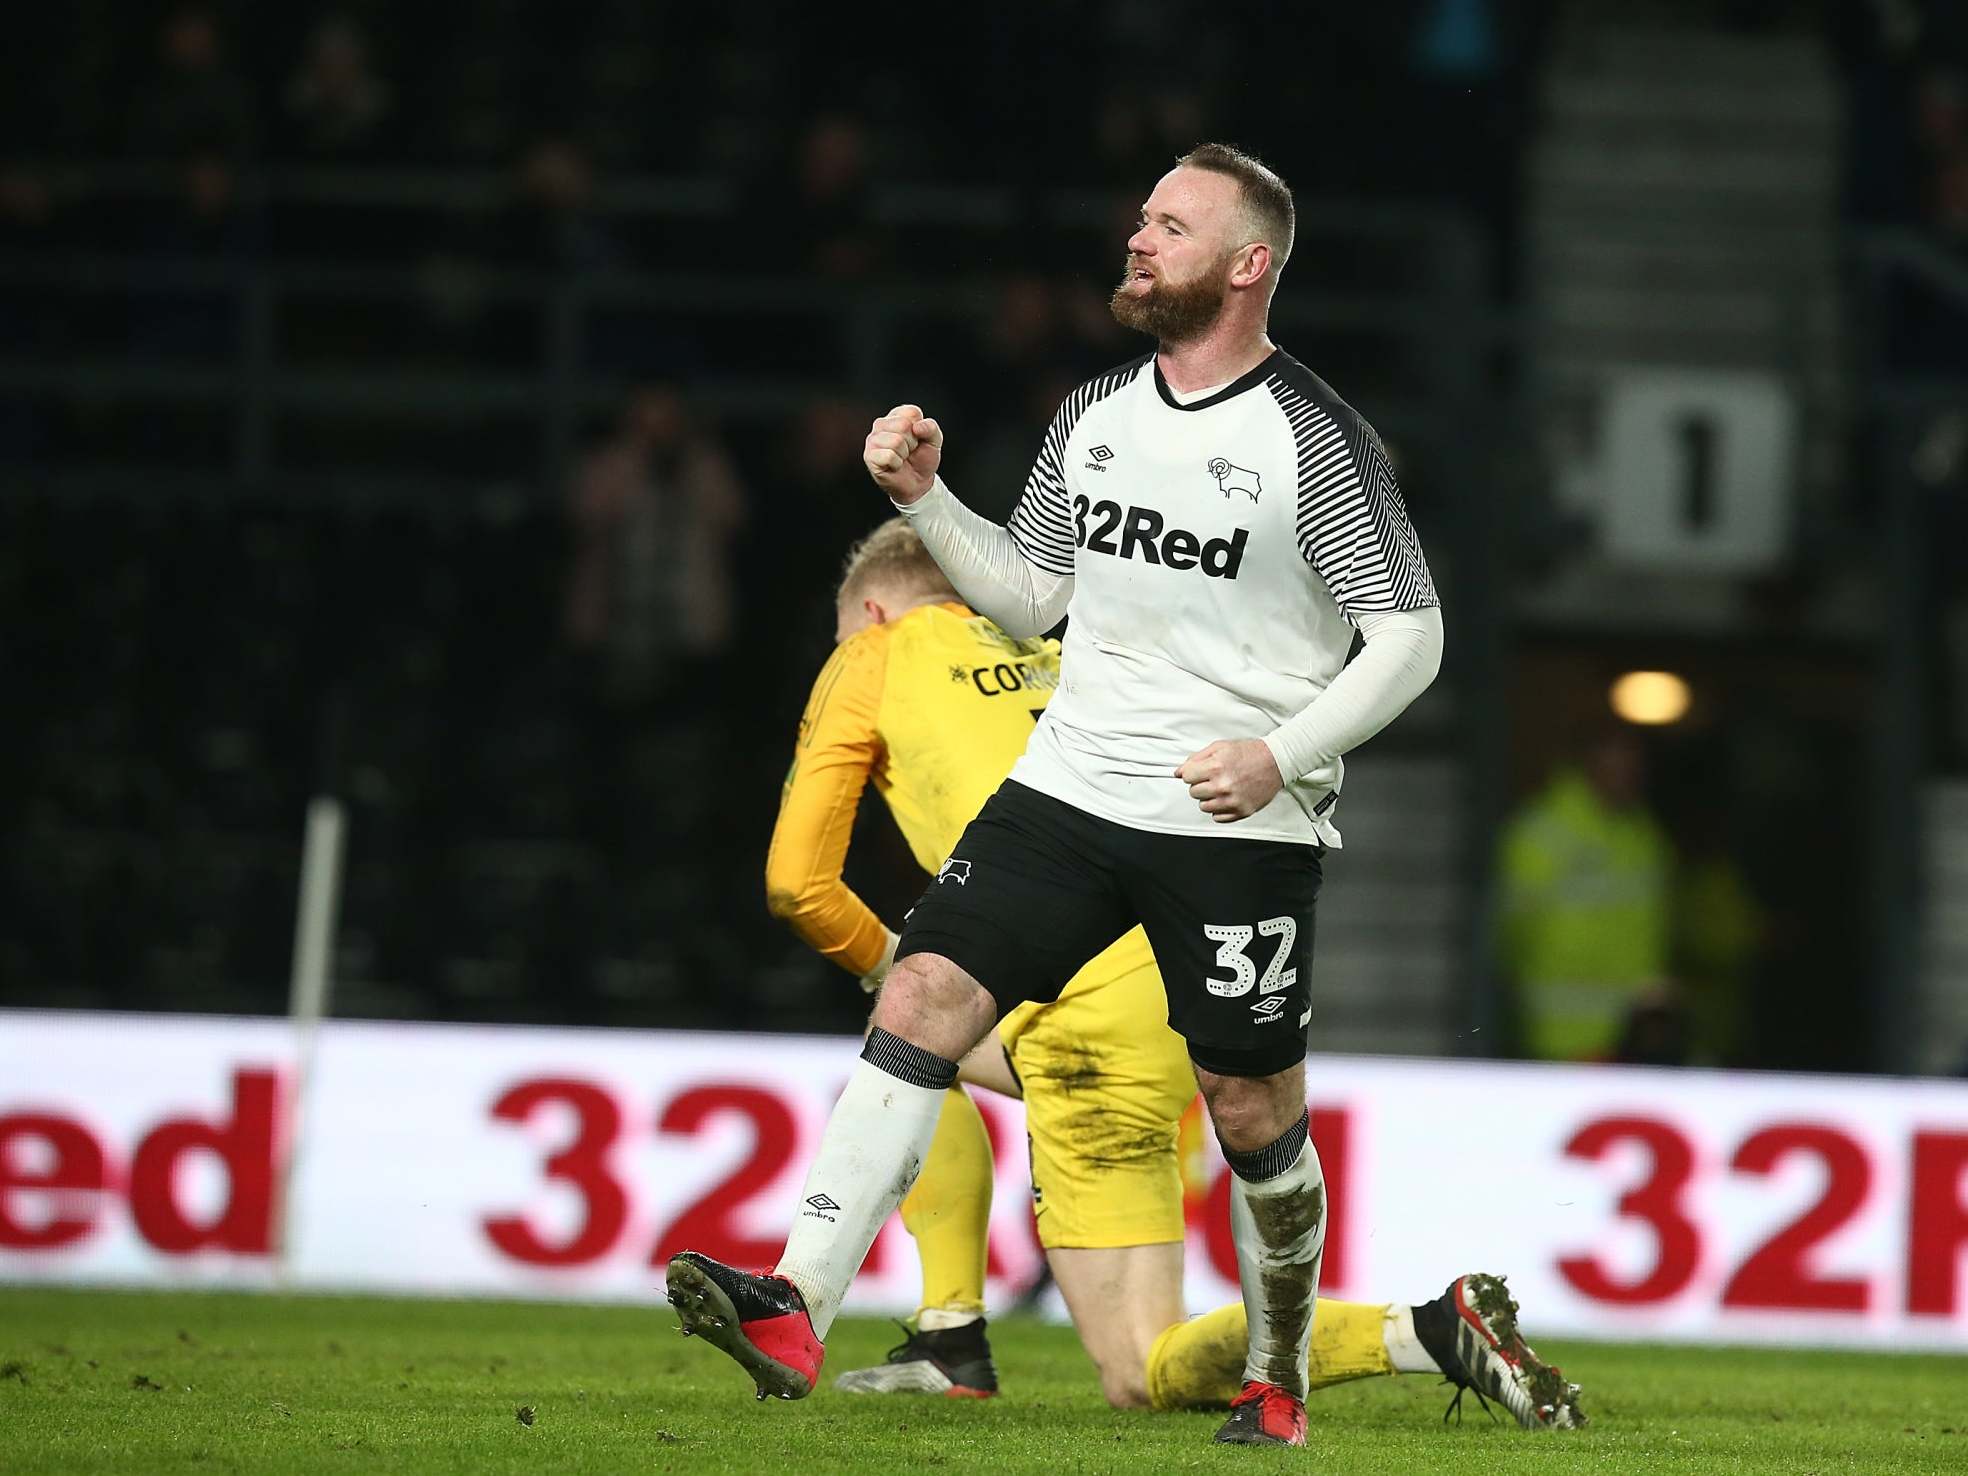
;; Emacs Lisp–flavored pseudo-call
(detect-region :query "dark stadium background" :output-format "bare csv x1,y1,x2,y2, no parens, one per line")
1,0,1963,1078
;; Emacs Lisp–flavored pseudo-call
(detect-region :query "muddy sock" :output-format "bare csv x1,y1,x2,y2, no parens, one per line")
1224,1110,1326,1400
1147,1297,1395,1409
1146,1303,1247,1410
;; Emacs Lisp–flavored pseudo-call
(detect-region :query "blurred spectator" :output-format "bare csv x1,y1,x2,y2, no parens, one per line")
700,43,785,179
745,398,890,709
144,151,256,265
131,5,255,160
502,136,622,274
1671,813,1764,1065
959,271,1122,521
131,151,255,371
0,162,54,247
1498,729,1675,1062
1614,990,1693,1068
0,162,57,460
1412,0,1500,81
967,368,1084,527
280,13,393,163
1092,90,1208,187
955,275,1127,494
564,387,747,702
788,115,882,278
967,277,1076,428
778,397,883,549
1917,67,1968,243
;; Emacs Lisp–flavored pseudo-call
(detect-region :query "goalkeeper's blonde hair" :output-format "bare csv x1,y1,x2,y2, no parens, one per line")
837,516,958,605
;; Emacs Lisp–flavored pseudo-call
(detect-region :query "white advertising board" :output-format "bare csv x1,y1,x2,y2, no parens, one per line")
3,1011,1965,1350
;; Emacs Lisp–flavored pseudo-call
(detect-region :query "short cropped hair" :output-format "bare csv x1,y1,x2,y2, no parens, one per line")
837,515,958,605
1176,142,1294,272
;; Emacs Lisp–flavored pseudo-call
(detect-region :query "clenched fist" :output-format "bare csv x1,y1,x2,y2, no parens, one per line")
1176,739,1284,823
863,404,944,505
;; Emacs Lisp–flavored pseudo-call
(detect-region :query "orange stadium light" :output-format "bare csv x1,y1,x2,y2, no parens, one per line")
1609,670,1692,726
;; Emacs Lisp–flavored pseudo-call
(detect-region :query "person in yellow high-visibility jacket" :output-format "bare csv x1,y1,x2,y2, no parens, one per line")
1498,733,1674,1062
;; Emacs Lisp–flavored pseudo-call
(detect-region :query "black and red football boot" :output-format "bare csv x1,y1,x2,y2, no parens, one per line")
1212,1380,1307,1446
665,1251,825,1401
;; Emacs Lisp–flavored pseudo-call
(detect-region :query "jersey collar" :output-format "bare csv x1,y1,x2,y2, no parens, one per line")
1152,348,1283,412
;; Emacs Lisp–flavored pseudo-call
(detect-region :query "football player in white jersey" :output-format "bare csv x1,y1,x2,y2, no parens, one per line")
667,144,1445,1451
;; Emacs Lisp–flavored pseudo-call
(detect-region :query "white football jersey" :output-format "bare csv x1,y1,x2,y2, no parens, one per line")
1004,348,1438,846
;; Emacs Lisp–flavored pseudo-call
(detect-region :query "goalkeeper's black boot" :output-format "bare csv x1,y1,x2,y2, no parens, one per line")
1411,1272,1586,1430
665,1250,824,1401
834,1317,999,1398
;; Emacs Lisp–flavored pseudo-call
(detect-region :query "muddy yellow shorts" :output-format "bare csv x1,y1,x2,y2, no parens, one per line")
998,927,1198,1249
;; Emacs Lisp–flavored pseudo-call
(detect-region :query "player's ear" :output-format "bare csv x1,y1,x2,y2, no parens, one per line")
1232,242,1269,290
864,596,888,627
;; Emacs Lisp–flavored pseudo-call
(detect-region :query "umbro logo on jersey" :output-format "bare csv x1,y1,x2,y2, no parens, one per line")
1209,457,1263,503
1084,444,1116,473
1073,496,1249,578
937,859,973,885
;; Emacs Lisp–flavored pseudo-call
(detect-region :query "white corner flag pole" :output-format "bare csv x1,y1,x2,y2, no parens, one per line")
277,794,347,1285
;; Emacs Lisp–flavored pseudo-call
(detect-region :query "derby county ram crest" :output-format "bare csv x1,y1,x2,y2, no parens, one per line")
1208,458,1262,503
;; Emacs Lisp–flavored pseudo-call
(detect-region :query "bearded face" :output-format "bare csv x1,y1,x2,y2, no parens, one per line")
1109,244,1235,344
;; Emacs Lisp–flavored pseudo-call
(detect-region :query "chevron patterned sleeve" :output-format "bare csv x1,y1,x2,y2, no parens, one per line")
1006,358,1146,576
1005,397,1079,577
1275,387,1438,620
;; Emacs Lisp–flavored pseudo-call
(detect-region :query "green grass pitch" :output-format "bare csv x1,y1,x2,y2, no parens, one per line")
2,1287,1964,1473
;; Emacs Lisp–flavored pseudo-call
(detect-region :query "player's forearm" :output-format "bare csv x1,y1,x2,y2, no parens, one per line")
895,476,1072,637
1262,606,1444,780
765,872,892,977
764,761,888,977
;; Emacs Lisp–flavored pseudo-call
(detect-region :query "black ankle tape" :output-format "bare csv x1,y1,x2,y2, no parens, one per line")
1224,1109,1310,1183
862,1027,959,1090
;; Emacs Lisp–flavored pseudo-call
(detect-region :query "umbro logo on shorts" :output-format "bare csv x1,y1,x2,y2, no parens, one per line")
937,858,973,885
1251,995,1289,1024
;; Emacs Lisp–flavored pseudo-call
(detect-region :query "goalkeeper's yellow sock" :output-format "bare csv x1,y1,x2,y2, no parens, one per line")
1145,1298,1396,1409
897,1086,992,1327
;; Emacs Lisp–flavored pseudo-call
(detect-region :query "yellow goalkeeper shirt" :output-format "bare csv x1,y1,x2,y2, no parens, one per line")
766,601,1154,984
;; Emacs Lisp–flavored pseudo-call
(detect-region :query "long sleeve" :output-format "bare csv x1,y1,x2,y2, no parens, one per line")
895,361,1154,636
895,477,1073,638
1261,606,1444,781
763,632,893,976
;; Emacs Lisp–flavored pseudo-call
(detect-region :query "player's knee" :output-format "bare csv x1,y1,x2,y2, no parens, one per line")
880,955,964,1015
1204,1100,1269,1156
870,955,997,1057
1080,1317,1162,1409
1196,1064,1305,1156
1099,1365,1153,1410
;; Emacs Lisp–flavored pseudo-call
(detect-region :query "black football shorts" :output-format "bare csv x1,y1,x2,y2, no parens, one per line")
896,779,1322,1078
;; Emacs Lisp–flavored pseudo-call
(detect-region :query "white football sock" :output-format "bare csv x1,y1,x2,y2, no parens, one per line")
916,1307,982,1332
1228,1118,1327,1399
775,1041,953,1339
1382,1303,1441,1374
